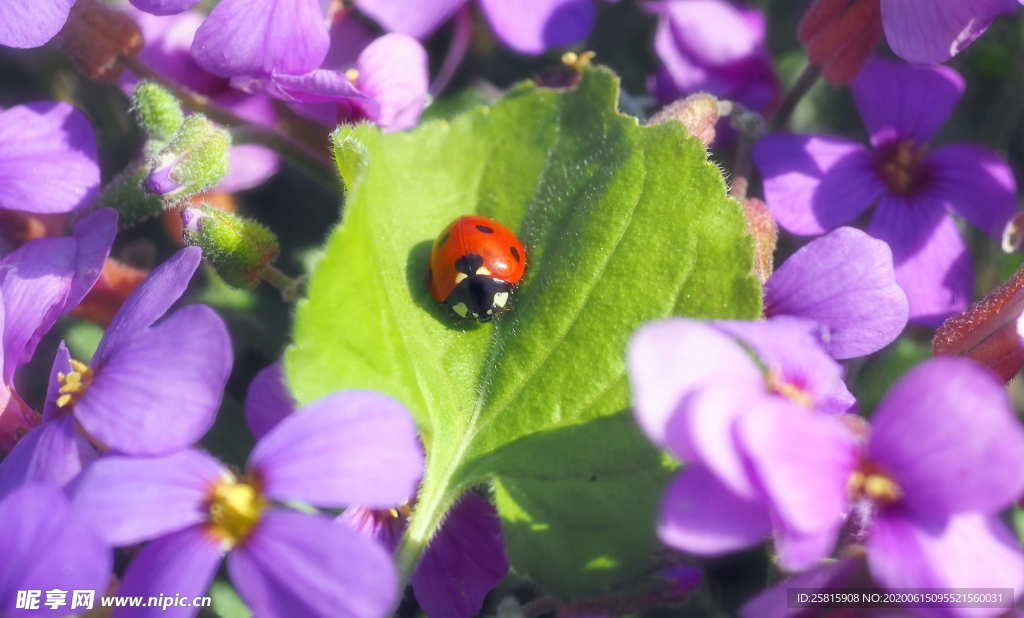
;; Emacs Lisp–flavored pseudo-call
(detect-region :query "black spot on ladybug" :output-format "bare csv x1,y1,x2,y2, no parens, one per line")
454,253,484,275
475,224,494,234
509,246,521,262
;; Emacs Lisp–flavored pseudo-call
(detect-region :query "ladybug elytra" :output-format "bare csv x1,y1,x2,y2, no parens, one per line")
428,215,527,321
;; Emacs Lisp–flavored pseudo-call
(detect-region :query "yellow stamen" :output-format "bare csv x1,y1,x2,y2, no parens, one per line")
56,358,94,408
345,68,360,83
560,50,596,71
767,373,813,408
848,466,902,504
877,139,927,195
207,478,267,546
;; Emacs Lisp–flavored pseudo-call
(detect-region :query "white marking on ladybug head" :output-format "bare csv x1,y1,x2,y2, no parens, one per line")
493,291,509,308
475,266,492,276
455,272,468,285
452,303,469,318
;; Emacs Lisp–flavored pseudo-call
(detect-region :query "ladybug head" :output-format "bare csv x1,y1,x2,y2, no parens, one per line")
446,275,513,322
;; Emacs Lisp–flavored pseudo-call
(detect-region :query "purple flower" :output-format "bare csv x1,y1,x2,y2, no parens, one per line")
754,58,1018,325
129,0,199,16
0,209,115,451
72,390,424,618
0,484,111,615
247,363,510,618
356,0,595,55
628,317,857,570
648,0,778,112
0,0,77,48
1,246,230,475
882,0,1020,64
0,102,100,214
233,18,430,132
765,227,908,359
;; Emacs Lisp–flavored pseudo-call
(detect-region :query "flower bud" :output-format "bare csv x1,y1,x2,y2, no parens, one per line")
181,205,279,288
96,164,165,227
145,115,231,203
57,0,142,81
739,197,778,284
132,81,184,145
799,0,882,84
933,264,1024,382
647,93,720,147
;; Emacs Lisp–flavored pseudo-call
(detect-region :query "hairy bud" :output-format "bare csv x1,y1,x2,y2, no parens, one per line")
132,82,184,146
144,115,231,203
647,93,721,147
181,205,279,288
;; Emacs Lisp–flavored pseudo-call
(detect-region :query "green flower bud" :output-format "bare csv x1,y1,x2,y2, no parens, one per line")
132,81,184,145
145,114,231,203
181,205,279,288
97,162,164,227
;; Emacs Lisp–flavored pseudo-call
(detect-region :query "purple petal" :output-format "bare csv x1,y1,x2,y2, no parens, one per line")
657,466,771,556
926,144,1018,238
192,0,330,77
479,0,594,55
656,0,765,66
736,402,857,536
669,379,764,498
218,144,281,192
628,319,761,448
852,58,964,147
249,391,423,509
868,510,1024,609
741,557,865,617
245,362,294,440
76,305,231,455
714,317,856,414
229,509,399,618
355,34,429,131
765,227,909,359
0,485,111,615
323,14,378,70
129,0,199,15
881,0,1019,64
66,208,118,312
234,70,380,126
753,134,882,236
869,357,1024,516
72,450,225,546
411,493,509,618
337,506,404,554
772,520,843,572
868,196,970,326
0,102,100,212
0,0,75,48
0,237,74,383
41,341,71,421
93,246,202,366
115,525,225,618
0,416,95,499
355,0,466,39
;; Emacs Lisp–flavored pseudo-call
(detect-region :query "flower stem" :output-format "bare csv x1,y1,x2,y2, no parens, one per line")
119,55,337,188
394,467,461,586
769,63,821,131
260,265,303,302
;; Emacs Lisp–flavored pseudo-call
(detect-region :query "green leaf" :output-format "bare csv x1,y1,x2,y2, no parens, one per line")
286,67,760,595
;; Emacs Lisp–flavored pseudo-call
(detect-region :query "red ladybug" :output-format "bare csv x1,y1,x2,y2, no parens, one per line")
428,215,527,321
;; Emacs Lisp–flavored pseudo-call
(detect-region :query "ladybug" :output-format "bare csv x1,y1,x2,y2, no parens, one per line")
428,215,527,321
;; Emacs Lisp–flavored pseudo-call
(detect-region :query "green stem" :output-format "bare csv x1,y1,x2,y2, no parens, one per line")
260,265,303,302
394,465,462,586
119,55,337,188
768,63,821,131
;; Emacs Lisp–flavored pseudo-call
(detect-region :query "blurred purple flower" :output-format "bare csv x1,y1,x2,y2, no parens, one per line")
754,58,1018,325
0,102,100,214
0,209,115,451
357,0,595,55
73,390,424,618
248,363,510,618
746,358,1024,614
0,484,111,615
628,317,857,570
129,0,199,16
233,17,430,132
648,0,778,112
882,0,1020,64
124,9,280,192
765,227,908,359
0,0,77,48
6,247,230,462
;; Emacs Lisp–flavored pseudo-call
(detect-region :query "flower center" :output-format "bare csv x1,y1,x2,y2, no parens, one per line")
875,139,928,195
767,372,814,408
345,68,360,83
848,463,902,504
56,359,94,408
207,477,267,546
